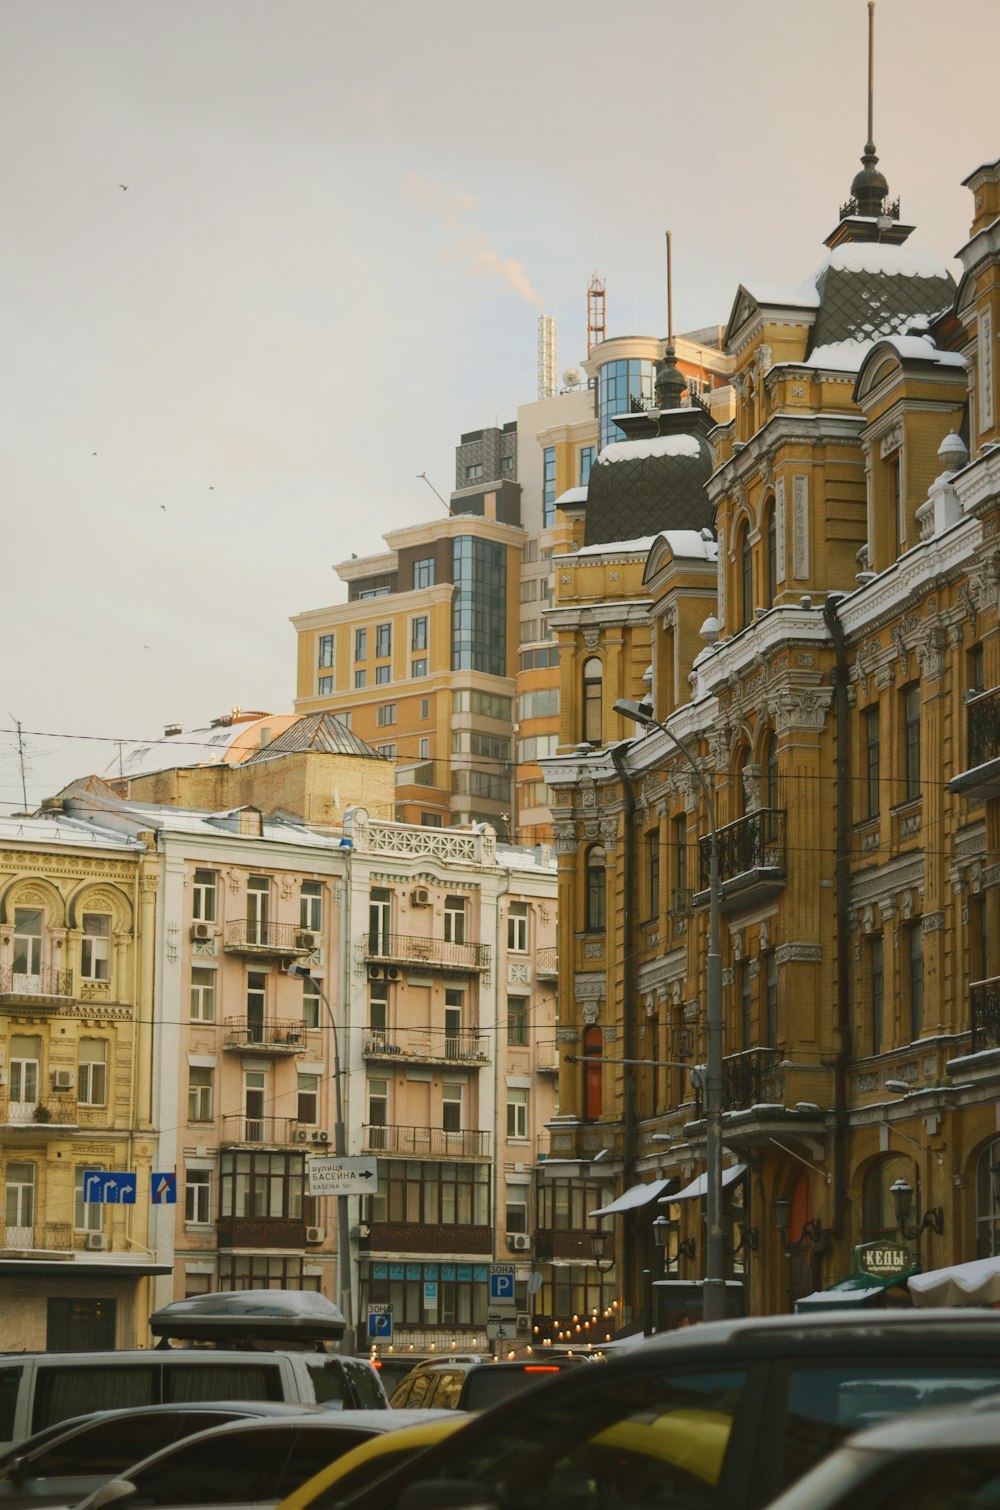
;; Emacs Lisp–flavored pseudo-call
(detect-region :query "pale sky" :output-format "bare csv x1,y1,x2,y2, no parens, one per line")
3,0,998,810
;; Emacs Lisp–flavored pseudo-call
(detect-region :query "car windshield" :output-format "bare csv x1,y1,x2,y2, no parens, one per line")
462,1366,574,1411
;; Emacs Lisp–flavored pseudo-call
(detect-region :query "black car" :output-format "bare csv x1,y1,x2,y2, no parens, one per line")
345,1310,1000,1510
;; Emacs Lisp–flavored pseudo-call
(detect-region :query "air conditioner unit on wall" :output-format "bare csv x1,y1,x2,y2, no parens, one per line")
410,887,431,907
85,1232,109,1251
305,1226,325,1244
368,966,384,981
516,1312,532,1333
51,1069,74,1090
507,1232,532,1252
312,1130,331,1144
191,922,211,940
385,966,401,981
293,1128,311,1143
296,931,316,948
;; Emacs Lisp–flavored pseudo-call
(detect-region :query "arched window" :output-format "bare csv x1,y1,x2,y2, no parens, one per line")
583,1025,603,1121
739,524,753,628
976,1139,1000,1257
765,501,777,607
585,845,606,932
582,658,603,745
861,1154,918,1239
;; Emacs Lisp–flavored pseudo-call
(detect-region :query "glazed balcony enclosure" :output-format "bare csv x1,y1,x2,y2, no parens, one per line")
950,687,1000,801
971,976,1000,1052
694,808,786,913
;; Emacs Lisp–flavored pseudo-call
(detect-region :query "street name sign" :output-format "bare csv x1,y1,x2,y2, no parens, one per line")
307,1156,378,1197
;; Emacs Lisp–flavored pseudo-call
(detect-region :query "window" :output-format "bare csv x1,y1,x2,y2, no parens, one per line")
583,1025,603,1120
507,1088,529,1140
907,922,924,1039
369,1160,490,1232
505,1187,529,1234
598,357,657,448
862,1154,916,1237
376,623,392,659
411,659,427,678
582,657,603,744
673,815,688,902
420,698,430,720
246,876,270,944
368,1079,388,1144
518,734,558,762
318,675,333,695
507,997,528,1047
508,903,528,953
466,462,484,481
246,971,267,1042
902,684,921,801
369,888,391,954
451,769,511,802
74,1165,102,1231
968,642,986,696
12,908,42,977
411,616,428,651
977,1139,1000,1257
518,688,559,721
369,981,388,1039
501,454,514,474
421,812,442,827
413,558,435,589
377,704,396,727
586,846,606,932
338,710,351,729
739,962,753,1051
647,830,660,920
377,743,396,759
520,645,560,671
969,893,989,988
9,1034,40,1107
219,1149,305,1221
542,447,556,527
78,1039,107,1106
444,896,466,945
193,870,217,923
452,536,507,676
766,500,777,607
355,669,367,689
740,523,753,628
297,1074,320,1125
453,689,513,721
244,1070,266,1139
442,1083,463,1132
300,882,322,934
302,974,321,1029
445,996,462,1057
864,705,880,819
185,1169,212,1225
355,627,367,661
419,737,430,760
765,952,778,1048
188,1067,213,1122
870,935,884,1055
579,446,595,485
5,1162,34,1235
81,915,111,982
520,578,538,604
375,664,391,685
318,634,334,668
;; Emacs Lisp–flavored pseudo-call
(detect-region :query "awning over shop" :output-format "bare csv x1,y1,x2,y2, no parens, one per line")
795,1267,918,1312
661,1164,747,1203
590,1178,676,1218
908,1256,1000,1307
0,1256,173,1278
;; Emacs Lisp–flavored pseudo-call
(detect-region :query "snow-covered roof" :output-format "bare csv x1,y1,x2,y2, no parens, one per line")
741,278,820,310
108,714,300,780
652,529,718,562
823,242,952,280
597,434,702,465
872,334,966,366
554,485,588,506
0,813,144,850
574,535,658,558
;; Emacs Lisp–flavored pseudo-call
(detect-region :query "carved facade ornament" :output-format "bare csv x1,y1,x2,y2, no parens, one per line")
774,943,822,964
742,763,762,812
874,661,897,690
901,889,915,920
552,822,579,855
661,602,679,631
731,930,744,961
756,344,773,378
556,1027,578,1044
922,911,945,933
879,423,903,458
582,625,601,650
792,475,809,580
860,905,875,934
580,773,597,809
722,967,735,987
581,1002,601,1025
916,625,947,682
599,817,619,846
758,920,771,951
771,687,832,734
774,476,786,584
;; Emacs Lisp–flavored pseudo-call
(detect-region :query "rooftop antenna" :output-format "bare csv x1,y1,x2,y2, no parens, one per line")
587,274,606,355
665,230,674,345
9,716,27,811
416,473,450,512
866,0,875,159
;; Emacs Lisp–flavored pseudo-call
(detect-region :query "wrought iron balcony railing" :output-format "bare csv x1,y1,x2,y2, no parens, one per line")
697,809,786,891
0,1095,77,1127
363,1027,489,1063
1,1222,73,1251
971,976,1000,1053
0,966,73,1001
361,1123,491,1159
534,948,558,978
362,933,490,972
967,687,1000,771
694,1047,782,1116
220,1114,299,1145
223,920,315,954
222,1018,311,1051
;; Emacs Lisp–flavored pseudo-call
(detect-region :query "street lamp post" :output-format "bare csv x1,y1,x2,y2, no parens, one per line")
613,697,726,1323
287,962,354,1340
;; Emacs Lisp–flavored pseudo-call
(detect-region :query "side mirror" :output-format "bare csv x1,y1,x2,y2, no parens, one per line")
4,1455,26,1484
82,1480,138,1510
396,1483,499,1510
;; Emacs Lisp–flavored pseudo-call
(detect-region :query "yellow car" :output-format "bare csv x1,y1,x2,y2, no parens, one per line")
276,1415,467,1510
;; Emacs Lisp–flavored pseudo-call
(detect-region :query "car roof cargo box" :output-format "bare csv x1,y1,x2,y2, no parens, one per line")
150,1290,347,1348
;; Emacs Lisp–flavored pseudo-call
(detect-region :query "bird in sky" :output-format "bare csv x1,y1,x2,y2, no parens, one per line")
92,451,97,456
119,184,128,191
160,505,166,512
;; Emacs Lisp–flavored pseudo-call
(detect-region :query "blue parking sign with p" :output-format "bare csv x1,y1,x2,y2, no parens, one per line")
367,1310,393,1340
490,1269,515,1302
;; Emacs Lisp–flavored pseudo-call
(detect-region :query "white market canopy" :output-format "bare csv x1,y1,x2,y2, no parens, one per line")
590,1178,675,1219
907,1256,1000,1307
662,1164,747,1204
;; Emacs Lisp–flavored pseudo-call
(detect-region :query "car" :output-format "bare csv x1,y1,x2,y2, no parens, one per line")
73,1409,455,1510
277,1417,467,1510
766,1392,1000,1510
0,1402,328,1510
388,1356,590,1411
337,1309,1000,1510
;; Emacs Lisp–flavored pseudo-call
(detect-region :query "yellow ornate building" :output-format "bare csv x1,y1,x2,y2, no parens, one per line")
0,810,164,1349
542,152,1000,1328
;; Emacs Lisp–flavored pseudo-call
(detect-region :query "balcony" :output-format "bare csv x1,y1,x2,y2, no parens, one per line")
366,1221,492,1255
0,1096,77,1134
950,688,1000,801
361,1123,491,1159
694,809,786,913
362,1027,489,1065
695,1048,782,1116
535,948,558,979
361,933,490,974
0,1222,73,1254
0,967,73,1008
971,976,1000,1053
223,921,316,958
222,1019,313,1054
220,1114,298,1145
215,1216,307,1249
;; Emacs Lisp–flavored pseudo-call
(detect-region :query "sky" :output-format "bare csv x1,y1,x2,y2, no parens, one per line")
2,0,998,811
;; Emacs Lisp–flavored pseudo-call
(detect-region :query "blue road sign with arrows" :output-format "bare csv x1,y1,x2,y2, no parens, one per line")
151,1172,177,1204
367,1310,393,1340
82,1171,137,1205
